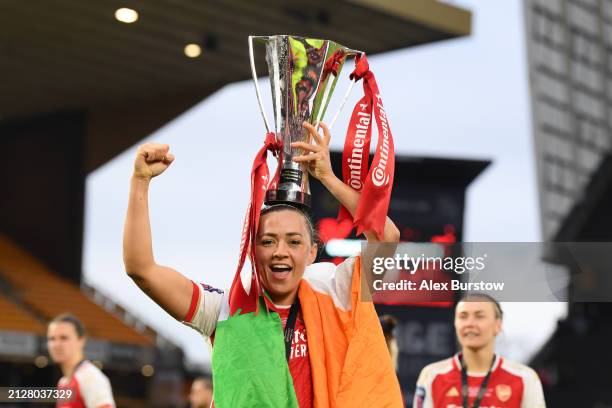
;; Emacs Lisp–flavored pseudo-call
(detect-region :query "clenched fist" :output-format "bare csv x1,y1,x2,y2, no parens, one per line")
133,143,175,180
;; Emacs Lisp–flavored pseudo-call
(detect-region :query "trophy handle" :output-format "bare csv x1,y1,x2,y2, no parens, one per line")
327,52,365,131
248,36,272,133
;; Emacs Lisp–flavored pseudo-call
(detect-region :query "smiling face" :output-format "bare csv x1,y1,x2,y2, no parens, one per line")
256,209,317,305
454,300,502,352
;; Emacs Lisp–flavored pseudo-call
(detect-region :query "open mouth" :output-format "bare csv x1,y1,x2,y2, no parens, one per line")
269,264,293,279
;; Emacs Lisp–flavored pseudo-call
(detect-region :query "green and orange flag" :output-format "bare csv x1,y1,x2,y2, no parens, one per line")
214,256,403,407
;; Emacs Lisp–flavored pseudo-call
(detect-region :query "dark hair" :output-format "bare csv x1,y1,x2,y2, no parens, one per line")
50,313,86,338
379,314,397,340
458,293,503,319
260,204,320,246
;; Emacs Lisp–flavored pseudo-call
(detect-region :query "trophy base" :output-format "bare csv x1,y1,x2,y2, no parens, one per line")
265,190,311,208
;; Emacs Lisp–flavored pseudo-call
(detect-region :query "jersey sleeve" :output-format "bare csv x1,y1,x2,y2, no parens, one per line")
77,366,115,408
181,281,226,337
413,364,434,408
521,368,546,408
302,257,356,311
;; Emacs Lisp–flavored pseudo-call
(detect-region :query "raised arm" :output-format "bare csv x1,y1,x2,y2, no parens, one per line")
123,143,193,321
293,122,400,243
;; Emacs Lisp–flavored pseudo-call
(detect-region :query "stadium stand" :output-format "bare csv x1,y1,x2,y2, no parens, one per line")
0,295,46,335
0,234,152,346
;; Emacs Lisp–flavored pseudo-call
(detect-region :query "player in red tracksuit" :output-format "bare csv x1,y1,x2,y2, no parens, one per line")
414,295,545,408
47,314,115,408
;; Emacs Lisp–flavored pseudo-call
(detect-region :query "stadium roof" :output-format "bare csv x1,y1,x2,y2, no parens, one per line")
1,0,471,171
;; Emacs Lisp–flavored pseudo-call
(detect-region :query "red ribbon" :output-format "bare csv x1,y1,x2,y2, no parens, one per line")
322,49,346,82
339,55,395,240
229,132,281,315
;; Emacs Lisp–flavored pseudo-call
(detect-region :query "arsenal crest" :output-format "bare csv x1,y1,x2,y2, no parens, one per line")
496,384,512,402
445,386,460,397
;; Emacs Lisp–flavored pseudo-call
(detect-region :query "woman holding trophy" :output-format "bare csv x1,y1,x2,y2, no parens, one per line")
124,35,403,407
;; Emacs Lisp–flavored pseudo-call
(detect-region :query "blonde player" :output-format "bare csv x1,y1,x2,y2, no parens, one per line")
414,295,546,408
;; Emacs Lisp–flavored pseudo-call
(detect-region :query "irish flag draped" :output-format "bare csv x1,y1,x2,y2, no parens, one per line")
212,257,403,407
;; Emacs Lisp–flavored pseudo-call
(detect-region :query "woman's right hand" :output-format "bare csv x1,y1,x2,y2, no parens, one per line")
125,142,192,321
133,143,175,180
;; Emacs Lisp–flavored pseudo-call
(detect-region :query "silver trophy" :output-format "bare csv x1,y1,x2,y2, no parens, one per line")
249,35,362,208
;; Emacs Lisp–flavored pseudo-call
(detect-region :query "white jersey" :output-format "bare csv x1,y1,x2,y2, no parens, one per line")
414,354,546,408
182,259,356,337
57,360,115,408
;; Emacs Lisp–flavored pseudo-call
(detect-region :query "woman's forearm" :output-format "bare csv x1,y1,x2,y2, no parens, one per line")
123,176,156,275
292,122,400,242
321,174,400,242
321,174,360,215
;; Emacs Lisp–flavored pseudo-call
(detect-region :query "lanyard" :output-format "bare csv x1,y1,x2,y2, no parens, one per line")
460,354,495,408
284,298,300,362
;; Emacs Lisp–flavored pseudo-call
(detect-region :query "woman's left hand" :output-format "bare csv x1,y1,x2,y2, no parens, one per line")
292,122,335,183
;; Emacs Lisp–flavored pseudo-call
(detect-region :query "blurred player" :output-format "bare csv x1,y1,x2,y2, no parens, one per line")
380,314,399,371
47,313,115,408
414,294,546,408
188,377,213,408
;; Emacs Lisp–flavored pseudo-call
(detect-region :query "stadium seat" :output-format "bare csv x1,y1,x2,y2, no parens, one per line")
0,235,152,346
